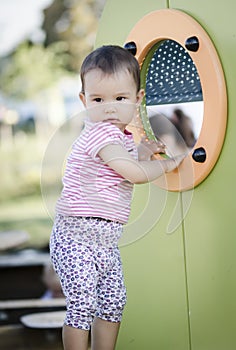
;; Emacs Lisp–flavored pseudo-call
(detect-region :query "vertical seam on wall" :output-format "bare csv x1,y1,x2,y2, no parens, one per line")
166,0,170,8
180,192,192,350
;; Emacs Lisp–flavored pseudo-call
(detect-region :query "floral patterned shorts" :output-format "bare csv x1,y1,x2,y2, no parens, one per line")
50,214,127,330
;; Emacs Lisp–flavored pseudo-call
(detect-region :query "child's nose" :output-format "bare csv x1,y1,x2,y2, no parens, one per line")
104,102,117,113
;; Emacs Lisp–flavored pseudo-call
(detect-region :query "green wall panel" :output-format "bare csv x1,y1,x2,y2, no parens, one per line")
171,0,236,349
96,0,168,47
118,184,190,349
96,0,236,349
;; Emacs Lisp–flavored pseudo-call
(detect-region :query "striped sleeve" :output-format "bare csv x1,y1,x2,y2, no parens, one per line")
86,123,124,160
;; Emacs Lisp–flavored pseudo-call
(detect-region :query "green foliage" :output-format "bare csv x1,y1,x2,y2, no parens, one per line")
43,0,105,71
0,196,52,248
0,0,106,100
0,134,54,248
0,135,42,201
0,42,69,99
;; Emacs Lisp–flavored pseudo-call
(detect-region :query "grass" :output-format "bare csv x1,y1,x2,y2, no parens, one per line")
0,131,58,250
0,196,53,249
0,122,82,250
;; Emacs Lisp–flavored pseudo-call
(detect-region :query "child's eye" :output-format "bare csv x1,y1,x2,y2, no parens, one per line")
116,96,126,101
94,98,102,102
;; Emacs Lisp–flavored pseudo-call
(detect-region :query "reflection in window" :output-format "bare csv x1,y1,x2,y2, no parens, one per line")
148,110,196,156
142,39,204,155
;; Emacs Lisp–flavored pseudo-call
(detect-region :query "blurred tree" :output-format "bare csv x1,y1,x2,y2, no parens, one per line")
42,0,105,72
0,42,69,99
0,0,105,100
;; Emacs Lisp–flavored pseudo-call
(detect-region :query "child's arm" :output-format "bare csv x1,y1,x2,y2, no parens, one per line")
98,143,185,184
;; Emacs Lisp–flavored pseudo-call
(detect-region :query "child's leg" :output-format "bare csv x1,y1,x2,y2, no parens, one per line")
91,318,120,350
63,324,89,350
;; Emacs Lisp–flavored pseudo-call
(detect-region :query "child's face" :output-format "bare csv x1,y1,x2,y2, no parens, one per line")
79,68,144,132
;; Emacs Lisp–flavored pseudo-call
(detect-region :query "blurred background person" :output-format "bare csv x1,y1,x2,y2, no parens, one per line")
149,111,195,157
170,108,196,148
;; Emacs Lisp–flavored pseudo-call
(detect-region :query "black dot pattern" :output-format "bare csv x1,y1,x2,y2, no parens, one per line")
145,40,202,105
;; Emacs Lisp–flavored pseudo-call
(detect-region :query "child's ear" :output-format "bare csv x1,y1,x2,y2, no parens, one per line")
79,92,86,107
136,89,145,106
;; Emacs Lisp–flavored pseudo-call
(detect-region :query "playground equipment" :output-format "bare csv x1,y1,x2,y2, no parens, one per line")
96,1,235,349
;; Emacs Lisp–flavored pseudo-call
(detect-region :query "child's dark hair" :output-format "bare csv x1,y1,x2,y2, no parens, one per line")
80,45,141,93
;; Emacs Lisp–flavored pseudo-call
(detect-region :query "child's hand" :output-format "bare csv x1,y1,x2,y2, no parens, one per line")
165,153,186,172
140,137,166,154
161,153,187,173
173,153,187,165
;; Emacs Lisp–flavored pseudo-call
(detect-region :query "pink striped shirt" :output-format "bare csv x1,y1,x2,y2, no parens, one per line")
56,120,138,223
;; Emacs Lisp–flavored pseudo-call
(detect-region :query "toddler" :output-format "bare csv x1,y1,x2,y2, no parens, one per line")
50,45,185,350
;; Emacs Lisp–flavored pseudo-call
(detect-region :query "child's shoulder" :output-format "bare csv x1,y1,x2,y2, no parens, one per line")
85,120,123,138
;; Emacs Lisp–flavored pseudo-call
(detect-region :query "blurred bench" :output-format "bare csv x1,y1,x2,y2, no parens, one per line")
0,230,29,252
0,249,50,299
0,248,65,325
0,298,66,326
0,324,63,350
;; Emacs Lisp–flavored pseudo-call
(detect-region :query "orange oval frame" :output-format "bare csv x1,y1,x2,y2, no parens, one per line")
125,9,227,191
